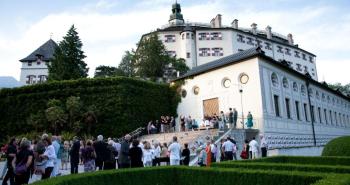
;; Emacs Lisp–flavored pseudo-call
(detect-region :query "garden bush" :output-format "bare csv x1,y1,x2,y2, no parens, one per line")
241,156,350,166
0,77,179,143
322,136,350,157
212,161,350,174
31,166,340,185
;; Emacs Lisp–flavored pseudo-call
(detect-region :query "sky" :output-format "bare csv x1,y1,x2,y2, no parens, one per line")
0,0,349,84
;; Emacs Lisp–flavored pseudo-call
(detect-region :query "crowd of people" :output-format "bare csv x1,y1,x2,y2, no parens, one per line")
1,110,260,185
0,134,193,185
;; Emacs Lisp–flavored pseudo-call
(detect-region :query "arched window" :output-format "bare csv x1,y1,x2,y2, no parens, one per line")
282,77,289,88
308,88,313,97
181,89,187,98
300,85,305,95
293,82,298,92
271,73,279,87
316,91,320,99
322,93,326,102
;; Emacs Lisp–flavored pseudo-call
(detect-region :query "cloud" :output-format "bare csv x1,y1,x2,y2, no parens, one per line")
0,0,349,85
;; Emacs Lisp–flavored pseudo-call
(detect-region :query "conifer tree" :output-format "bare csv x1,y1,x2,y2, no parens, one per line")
48,25,88,80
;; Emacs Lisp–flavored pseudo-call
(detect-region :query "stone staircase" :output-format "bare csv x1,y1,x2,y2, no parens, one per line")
139,129,219,147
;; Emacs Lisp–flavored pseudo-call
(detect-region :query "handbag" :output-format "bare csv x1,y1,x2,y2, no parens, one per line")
15,161,27,175
240,150,248,159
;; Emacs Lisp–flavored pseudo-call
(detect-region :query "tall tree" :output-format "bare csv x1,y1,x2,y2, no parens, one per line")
134,34,169,81
48,25,88,80
94,65,123,78
118,50,136,77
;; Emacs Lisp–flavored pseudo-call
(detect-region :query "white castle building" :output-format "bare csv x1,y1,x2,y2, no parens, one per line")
152,2,350,155
19,39,58,85
141,2,318,80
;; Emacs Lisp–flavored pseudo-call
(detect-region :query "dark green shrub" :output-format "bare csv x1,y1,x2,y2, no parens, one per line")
32,166,327,185
0,77,179,143
212,161,350,174
322,136,350,157
242,156,350,166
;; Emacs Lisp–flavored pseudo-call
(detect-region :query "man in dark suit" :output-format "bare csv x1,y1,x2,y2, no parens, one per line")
70,136,80,174
94,135,108,170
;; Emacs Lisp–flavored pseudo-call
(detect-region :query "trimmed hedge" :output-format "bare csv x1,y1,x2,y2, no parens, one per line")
241,156,350,166
322,136,350,157
212,161,350,174
0,77,179,142
31,166,336,185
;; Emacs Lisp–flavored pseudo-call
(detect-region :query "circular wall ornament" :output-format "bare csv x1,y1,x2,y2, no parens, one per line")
193,86,200,95
239,73,249,84
222,78,231,88
181,89,187,98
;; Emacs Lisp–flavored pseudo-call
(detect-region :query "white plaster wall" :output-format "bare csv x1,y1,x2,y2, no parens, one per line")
19,60,48,84
269,146,323,156
177,58,264,129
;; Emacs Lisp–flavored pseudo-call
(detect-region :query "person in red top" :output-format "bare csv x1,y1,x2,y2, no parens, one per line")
205,141,212,167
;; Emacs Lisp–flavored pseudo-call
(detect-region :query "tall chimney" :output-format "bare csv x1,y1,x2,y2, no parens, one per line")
265,25,272,39
287,33,294,45
251,23,257,35
231,19,238,29
214,14,222,28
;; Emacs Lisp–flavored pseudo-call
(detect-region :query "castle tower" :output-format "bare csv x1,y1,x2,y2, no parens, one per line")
180,24,197,68
169,1,184,26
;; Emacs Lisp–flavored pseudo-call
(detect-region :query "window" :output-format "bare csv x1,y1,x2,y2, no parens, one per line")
295,101,300,120
222,78,231,88
37,61,41,65
38,75,47,83
309,56,314,63
311,105,315,122
334,112,338,125
199,48,210,57
193,86,200,95
212,47,223,56
285,48,291,55
211,32,222,40
302,53,307,60
304,103,309,121
316,91,320,99
282,77,289,88
265,42,272,50
271,73,279,87
318,107,322,123
182,34,185,40
26,75,35,84
301,85,306,96
256,40,263,47
274,95,280,117
293,82,298,92
191,33,194,39
296,64,302,71
238,49,244,52
329,110,333,125
186,52,191,58
164,35,176,42
277,46,283,53
324,109,328,124
166,51,176,57
294,51,300,58
198,32,210,40
28,62,32,66
308,88,313,97
237,34,245,43
304,66,309,73
285,98,291,119
339,113,342,126
186,33,190,39
246,37,254,45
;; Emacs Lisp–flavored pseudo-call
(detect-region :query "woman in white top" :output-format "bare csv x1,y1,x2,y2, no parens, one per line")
40,137,57,180
142,142,153,167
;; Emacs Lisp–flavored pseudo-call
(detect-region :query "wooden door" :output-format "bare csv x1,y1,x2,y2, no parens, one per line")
203,97,219,117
